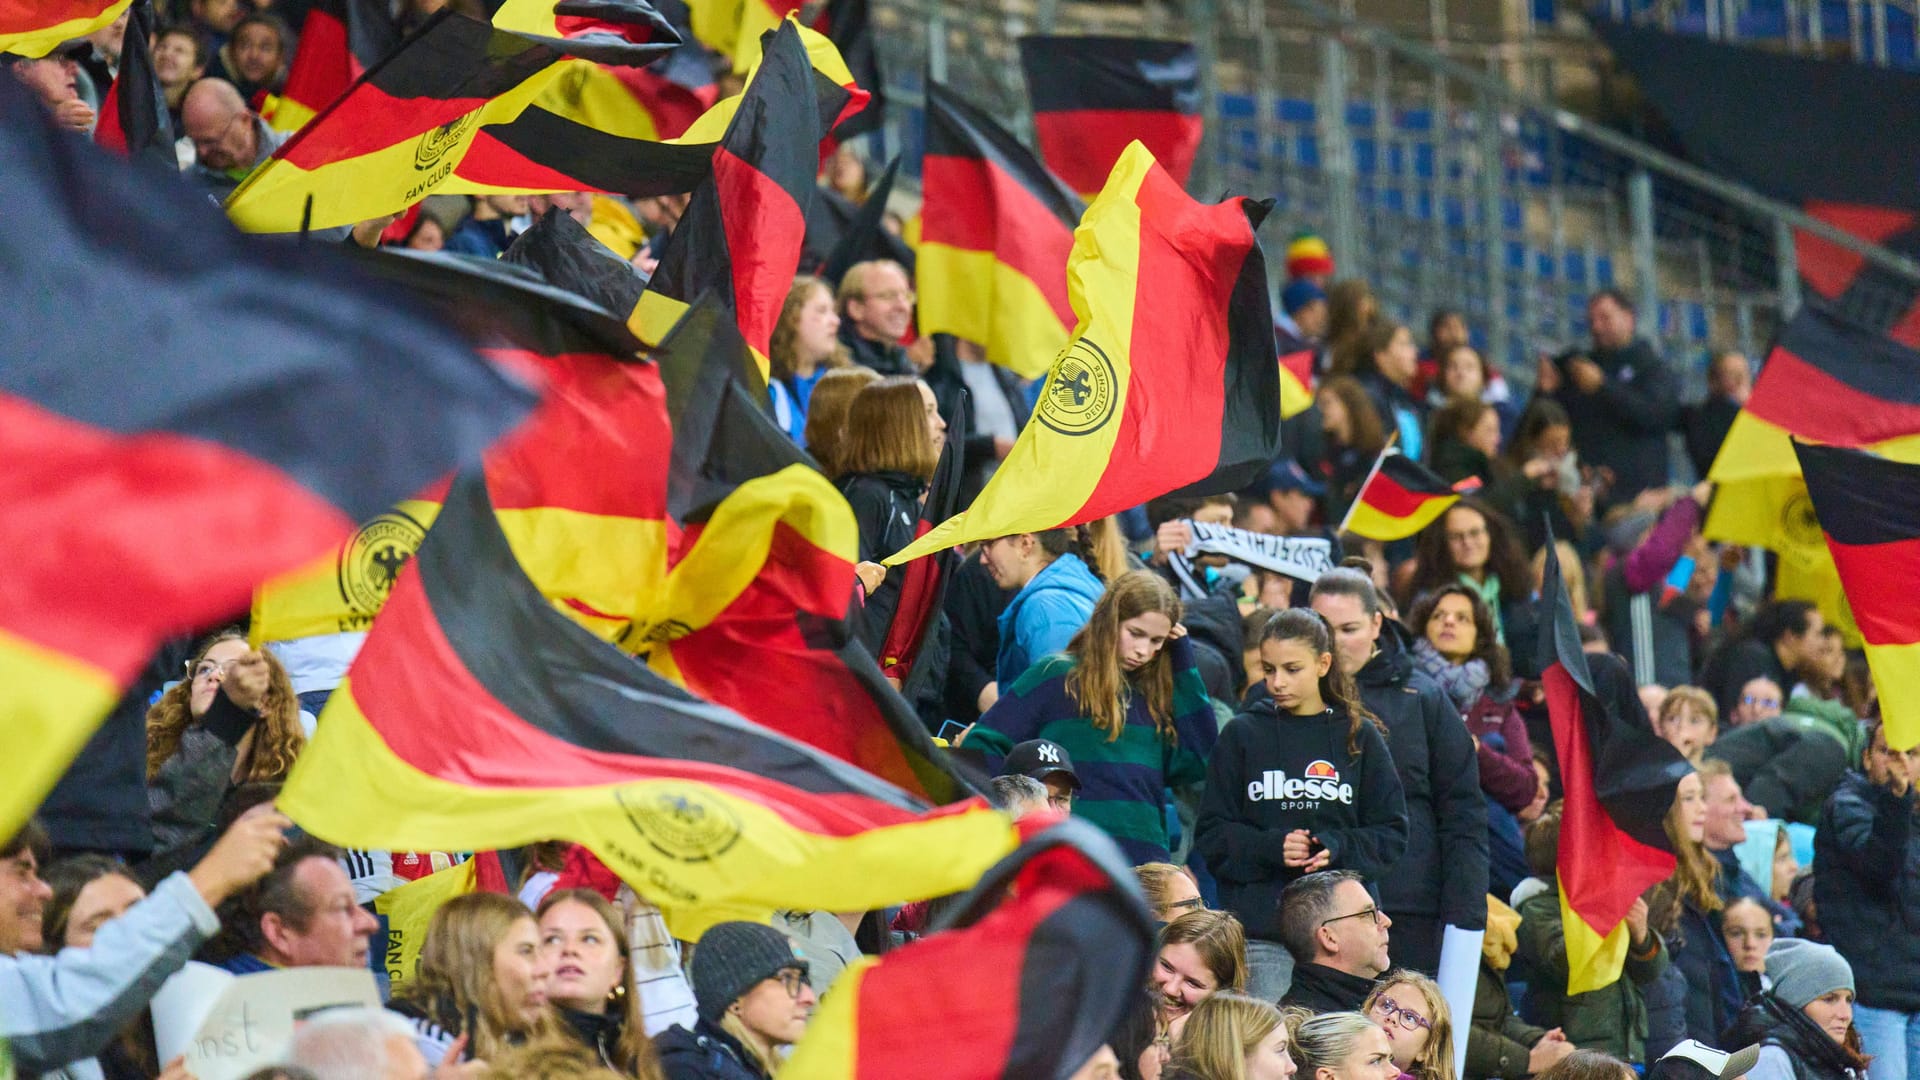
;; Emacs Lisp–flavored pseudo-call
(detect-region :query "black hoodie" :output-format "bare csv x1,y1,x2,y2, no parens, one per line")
1354,619,1490,930
1195,699,1408,941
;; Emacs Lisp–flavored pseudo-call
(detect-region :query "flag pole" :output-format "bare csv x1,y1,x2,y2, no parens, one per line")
1334,429,1400,538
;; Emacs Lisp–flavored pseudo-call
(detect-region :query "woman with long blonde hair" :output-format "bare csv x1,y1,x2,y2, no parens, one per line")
390,892,560,1068
801,366,880,479
969,571,1219,863
537,889,663,1078
1165,991,1296,1080
1646,768,1742,1049
767,275,851,444
1362,971,1456,1080
145,628,305,857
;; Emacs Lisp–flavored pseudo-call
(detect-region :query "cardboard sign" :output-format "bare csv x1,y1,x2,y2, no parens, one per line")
150,963,380,1080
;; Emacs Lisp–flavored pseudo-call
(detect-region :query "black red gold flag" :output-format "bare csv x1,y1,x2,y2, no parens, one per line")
891,141,1278,562
1340,448,1474,542
784,817,1154,1079
1536,536,1688,994
1793,441,1920,749
0,0,129,57
278,467,1017,938
1019,34,1201,198
630,19,839,377
817,0,880,139
92,0,175,172
810,154,909,285
877,392,966,682
917,82,1084,379
264,0,401,132
0,83,533,838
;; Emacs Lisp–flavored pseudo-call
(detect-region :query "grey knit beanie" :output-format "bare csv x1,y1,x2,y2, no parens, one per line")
690,921,809,1023
1765,937,1854,1010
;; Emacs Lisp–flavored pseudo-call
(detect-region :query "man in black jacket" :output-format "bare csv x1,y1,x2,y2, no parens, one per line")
1278,870,1390,1013
1540,289,1678,504
1311,569,1488,974
835,260,916,376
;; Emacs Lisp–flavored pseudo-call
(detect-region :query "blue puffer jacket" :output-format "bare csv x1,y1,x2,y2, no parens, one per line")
1814,769,1920,1013
994,552,1104,687
656,1020,771,1080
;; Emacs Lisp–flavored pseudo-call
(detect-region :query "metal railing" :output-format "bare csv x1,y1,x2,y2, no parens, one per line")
1610,0,1920,66
866,0,1920,392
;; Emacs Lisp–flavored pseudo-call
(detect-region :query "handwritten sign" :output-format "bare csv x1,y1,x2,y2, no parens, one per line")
151,963,380,1080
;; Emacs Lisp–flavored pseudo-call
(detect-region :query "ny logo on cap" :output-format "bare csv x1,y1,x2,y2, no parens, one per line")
1037,743,1061,763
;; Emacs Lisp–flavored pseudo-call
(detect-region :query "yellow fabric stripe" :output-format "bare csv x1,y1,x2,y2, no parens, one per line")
1863,641,1920,751
371,859,476,994
1559,885,1631,996
225,72,561,233
782,957,874,1078
886,143,1158,565
0,0,132,58
281,681,1017,938
1343,493,1457,543
673,18,852,145
520,61,669,142
1280,368,1313,420
263,94,321,134
0,629,123,841
631,291,690,347
915,244,1069,380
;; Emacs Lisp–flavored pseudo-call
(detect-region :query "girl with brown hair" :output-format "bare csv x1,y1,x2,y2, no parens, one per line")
537,889,663,1078
1405,585,1537,814
767,275,851,444
390,892,560,1068
835,375,948,652
1163,991,1294,1080
1646,769,1742,1049
800,366,880,479
1154,911,1250,1035
968,571,1218,863
1406,498,1538,659
1315,376,1388,526
1362,971,1457,1080
145,628,305,858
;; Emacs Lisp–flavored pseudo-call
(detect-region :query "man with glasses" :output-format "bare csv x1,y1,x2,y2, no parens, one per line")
836,260,917,376
3,40,96,132
1277,870,1392,1015
181,77,287,198
999,739,1080,815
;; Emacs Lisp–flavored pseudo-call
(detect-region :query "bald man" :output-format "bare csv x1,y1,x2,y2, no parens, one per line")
182,77,284,195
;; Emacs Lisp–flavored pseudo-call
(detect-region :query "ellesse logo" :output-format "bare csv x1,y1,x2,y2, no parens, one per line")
1247,759,1355,804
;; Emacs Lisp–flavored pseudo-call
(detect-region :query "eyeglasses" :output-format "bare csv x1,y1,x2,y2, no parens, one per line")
1165,896,1204,913
1320,905,1384,929
189,658,241,681
1741,695,1780,709
859,289,916,305
771,968,808,999
1370,997,1432,1034
1047,794,1073,811
1445,526,1488,543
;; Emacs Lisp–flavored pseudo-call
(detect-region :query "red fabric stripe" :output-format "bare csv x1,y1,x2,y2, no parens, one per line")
607,64,716,141
1357,468,1447,522
452,127,605,192
1033,109,1203,193
1546,663,1677,936
93,75,125,152
1280,350,1314,388
919,153,1076,326
1747,346,1920,445
1075,167,1250,516
351,565,920,835
479,352,669,517
280,7,350,118
0,392,352,682
278,80,493,169
1798,201,1917,300
0,0,116,32
713,146,808,360
1828,535,1920,644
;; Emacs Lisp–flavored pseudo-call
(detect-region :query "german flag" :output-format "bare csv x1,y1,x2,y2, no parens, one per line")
599,42,718,141
1705,301,1920,643
1340,448,1474,542
641,298,974,804
93,0,174,172
263,0,401,133
809,154,909,284
630,19,838,377
783,817,1154,1080
251,239,669,646
1536,538,1689,994
686,0,801,73
0,0,129,57
278,468,1018,938
0,88,533,840
916,83,1084,380
225,4,681,233
1794,442,1920,749
818,0,881,139
1019,35,1201,199
890,141,1278,563
877,393,966,681
1280,348,1315,420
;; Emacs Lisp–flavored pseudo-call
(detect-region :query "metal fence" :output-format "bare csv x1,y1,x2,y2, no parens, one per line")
866,0,1920,393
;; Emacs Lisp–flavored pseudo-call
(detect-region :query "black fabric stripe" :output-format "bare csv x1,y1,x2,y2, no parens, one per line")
1019,35,1199,115
1379,453,1457,496
342,246,645,358
925,83,1084,230
1795,441,1920,546
1165,199,1282,501
341,0,402,67
414,466,928,811
500,207,646,320
1774,299,1920,406
365,11,558,100
482,104,715,198
0,81,533,523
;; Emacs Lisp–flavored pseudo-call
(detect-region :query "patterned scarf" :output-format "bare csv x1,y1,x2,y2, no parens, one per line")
1410,636,1489,714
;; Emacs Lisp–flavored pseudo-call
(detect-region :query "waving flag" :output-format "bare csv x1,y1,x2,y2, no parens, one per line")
1537,537,1689,994
889,141,1279,564
264,0,401,132
92,0,174,172
1019,34,1201,198
1280,349,1314,419
279,469,1017,938
877,394,966,682
0,0,130,57
916,83,1084,379
1794,442,1920,749
0,85,533,839
784,818,1154,1080
1340,447,1475,541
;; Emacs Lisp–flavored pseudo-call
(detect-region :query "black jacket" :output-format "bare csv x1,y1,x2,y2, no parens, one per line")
1549,336,1678,502
1681,395,1741,480
657,1020,772,1080
1700,638,1791,726
39,637,191,859
941,552,1012,723
561,1007,628,1073
1354,621,1489,929
838,325,913,376
1280,962,1377,1015
1722,993,1870,1080
1667,901,1742,1047
838,470,925,654
1195,699,1408,941
1707,714,1851,826
1814,769,1920,1012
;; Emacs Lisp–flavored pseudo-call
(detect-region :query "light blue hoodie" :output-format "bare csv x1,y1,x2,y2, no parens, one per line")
994,552,1104,687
